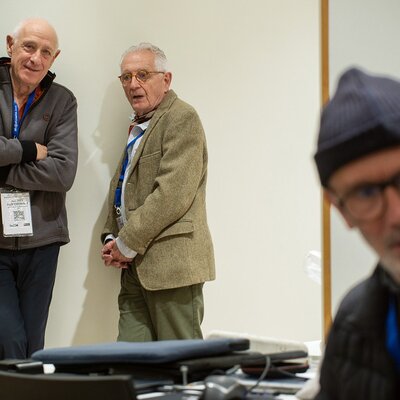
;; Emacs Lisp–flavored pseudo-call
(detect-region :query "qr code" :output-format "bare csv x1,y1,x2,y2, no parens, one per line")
13,210,25,221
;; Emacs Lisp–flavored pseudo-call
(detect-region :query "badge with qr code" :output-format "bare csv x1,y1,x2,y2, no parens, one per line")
0,191,33,237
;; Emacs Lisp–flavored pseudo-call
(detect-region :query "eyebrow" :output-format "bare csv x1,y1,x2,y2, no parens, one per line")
22,40,55,52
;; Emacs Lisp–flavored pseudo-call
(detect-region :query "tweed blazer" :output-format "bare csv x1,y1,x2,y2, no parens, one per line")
102,90,215,290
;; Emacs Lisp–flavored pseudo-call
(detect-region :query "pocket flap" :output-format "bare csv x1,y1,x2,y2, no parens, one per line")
156,220,194,241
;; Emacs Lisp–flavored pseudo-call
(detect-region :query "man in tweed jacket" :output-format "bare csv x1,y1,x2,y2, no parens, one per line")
101,43,215,341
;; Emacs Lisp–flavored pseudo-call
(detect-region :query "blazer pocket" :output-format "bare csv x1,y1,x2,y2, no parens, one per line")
134,151,162,204
155,220,194,241
138,151,161,164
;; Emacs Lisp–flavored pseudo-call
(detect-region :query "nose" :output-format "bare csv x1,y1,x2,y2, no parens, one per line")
383,186,400,225
29,49,41,63
129,76,141,90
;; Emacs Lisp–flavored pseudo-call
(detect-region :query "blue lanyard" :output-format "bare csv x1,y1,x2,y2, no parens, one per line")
12,90,36,139
386,295,400,372
114,128,145,209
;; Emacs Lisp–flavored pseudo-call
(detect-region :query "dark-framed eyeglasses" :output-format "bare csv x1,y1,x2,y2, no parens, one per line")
333,172,400,221
118,69,164,86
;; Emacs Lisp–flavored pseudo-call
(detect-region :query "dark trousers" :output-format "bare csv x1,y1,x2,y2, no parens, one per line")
0,243,60,360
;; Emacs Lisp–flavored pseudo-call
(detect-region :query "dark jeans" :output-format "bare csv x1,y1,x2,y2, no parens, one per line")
0,243,60,359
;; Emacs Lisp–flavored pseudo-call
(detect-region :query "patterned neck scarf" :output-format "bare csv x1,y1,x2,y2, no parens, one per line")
131,109,157,125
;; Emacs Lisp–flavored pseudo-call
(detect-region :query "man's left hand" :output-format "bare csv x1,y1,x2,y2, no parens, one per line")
101,239,132,269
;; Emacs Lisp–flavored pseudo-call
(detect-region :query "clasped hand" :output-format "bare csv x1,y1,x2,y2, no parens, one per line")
101,239,132,269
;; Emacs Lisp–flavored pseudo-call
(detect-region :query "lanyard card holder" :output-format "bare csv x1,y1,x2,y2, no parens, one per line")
0,188,33,237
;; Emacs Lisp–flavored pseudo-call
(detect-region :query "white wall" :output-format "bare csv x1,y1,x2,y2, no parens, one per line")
329,0,400,313
0,0,322,347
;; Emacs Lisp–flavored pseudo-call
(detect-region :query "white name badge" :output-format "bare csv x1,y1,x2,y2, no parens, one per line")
0,191,33,237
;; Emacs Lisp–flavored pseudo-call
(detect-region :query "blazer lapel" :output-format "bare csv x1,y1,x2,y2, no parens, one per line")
127,90,177,174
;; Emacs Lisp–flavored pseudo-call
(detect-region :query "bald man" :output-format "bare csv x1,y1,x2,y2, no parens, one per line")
0,18,78,359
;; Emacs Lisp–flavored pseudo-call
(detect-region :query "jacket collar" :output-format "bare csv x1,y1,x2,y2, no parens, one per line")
143,90,177,134
153,90,177,117
379,263,400,295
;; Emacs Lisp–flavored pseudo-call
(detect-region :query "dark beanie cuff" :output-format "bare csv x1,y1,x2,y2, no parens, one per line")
315,125,400,187
314,67,400,186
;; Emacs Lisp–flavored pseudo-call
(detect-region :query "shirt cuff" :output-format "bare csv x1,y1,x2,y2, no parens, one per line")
103,234,115,244
116,237,138,259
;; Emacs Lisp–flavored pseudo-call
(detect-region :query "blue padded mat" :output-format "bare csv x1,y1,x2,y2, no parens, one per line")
32,338,249,365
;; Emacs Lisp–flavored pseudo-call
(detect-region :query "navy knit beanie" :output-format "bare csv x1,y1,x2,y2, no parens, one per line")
314,67,400,187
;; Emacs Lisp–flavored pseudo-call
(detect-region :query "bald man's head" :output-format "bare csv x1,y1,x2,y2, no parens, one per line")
12,18,59,50
6,18,60,93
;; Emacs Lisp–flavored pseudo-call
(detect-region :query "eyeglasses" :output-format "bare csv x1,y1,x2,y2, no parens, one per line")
333,172,400,221
118,69,164,86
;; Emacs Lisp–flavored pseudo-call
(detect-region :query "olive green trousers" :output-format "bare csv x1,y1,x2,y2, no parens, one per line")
117,265,204,341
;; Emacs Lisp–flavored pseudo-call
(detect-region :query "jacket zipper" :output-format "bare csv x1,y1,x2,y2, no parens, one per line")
8,70,52,250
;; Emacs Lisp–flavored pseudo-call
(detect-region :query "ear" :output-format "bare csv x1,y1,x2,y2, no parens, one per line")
163,72,172,92
324,189,356,228
53,49,61,61
6,35,14,57
45,49,60,71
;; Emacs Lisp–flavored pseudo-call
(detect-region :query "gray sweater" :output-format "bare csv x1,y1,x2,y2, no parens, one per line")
0,58,78,249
